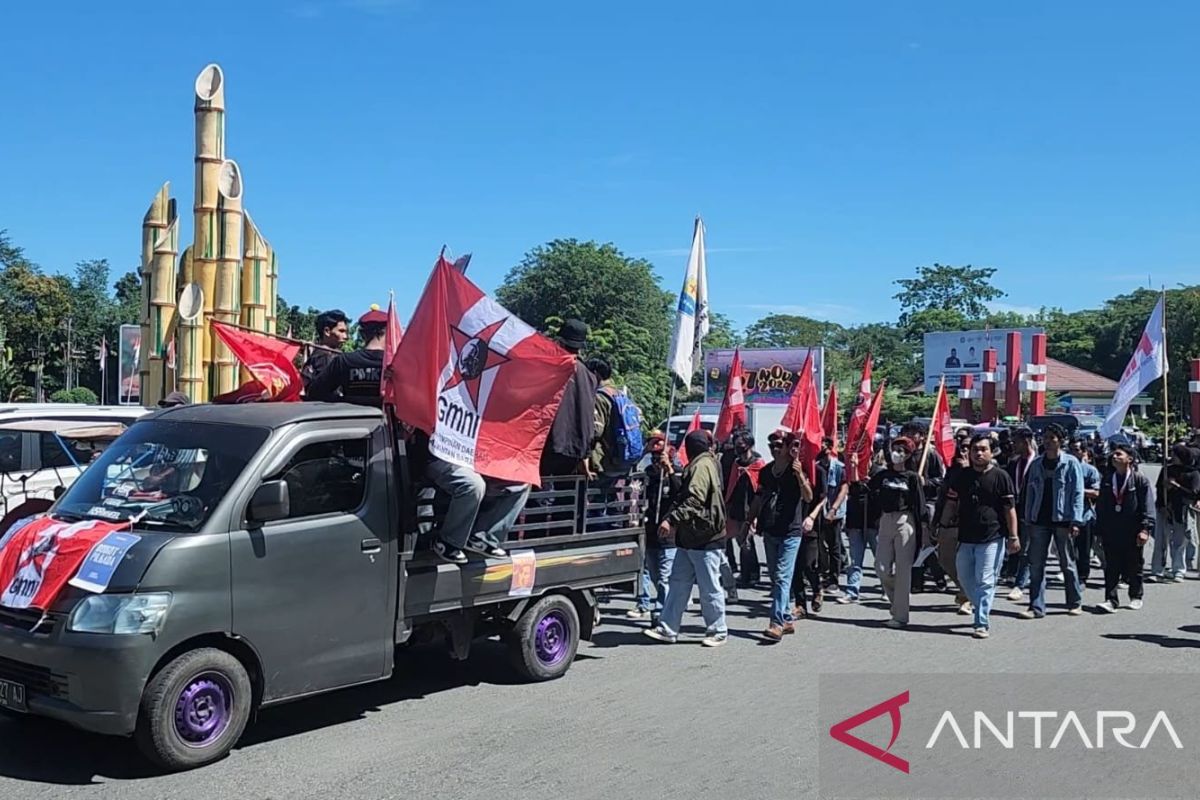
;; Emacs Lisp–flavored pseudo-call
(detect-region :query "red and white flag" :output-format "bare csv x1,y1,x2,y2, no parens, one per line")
211,322,303,402
387,257,575,485
930,379,956,467
677,410,703,467
381,291,404,409
714,348,747,444
164,338,176,371
0,517,128,611
821,381,839,446
1100,295,1167,439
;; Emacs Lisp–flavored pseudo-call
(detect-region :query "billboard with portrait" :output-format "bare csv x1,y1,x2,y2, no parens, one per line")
922,328,1043,393
704,347,825,405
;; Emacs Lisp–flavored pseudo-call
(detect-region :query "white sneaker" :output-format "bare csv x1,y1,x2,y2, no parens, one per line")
957,601,973,616
1129,598,1144,611
1006,587,1023,602
1173,573,1187,583
972,628,990,639
701,632,728,648
625,608,650,620
1096,601,1116,613
1067,606,1084,616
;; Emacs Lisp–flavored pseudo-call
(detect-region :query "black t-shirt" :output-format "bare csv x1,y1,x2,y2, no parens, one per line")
869,469,920,514
306,348,384,407
1036,455,1058,525
725,452,761,522
757,462,805,537
949,465,1015,544
301,347,337,391
846,466,885,530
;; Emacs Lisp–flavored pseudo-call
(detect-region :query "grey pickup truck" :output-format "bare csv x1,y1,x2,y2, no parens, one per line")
0,403,643,770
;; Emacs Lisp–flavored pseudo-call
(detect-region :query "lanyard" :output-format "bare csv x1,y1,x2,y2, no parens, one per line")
1112,470,1132,507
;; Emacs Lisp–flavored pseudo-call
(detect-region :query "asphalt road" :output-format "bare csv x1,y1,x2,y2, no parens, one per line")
2,469,1194,800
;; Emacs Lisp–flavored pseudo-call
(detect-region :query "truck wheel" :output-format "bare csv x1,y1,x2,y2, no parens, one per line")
135,648,253,771
508,594,580,681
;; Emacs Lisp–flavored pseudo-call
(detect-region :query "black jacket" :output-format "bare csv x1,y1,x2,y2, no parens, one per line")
644,462,682,548
542,359,598,464
1097,468,1155,535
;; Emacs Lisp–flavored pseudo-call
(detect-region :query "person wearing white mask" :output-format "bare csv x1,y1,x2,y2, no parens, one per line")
868,436,925,628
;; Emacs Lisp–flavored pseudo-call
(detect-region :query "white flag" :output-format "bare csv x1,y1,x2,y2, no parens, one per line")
667,216,710,385
1099,295,1166,439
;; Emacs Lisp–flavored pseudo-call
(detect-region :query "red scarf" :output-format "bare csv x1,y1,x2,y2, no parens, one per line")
725,457,766,503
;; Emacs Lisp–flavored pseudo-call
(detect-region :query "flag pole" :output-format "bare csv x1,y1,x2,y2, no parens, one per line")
1161,287,1169,477
918,376,944,477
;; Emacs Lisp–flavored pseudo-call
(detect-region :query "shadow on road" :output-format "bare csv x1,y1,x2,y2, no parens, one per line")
1102,631,1200,649
0,641,585,786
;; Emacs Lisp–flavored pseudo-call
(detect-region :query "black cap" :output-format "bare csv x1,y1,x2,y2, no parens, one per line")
558,319,589,351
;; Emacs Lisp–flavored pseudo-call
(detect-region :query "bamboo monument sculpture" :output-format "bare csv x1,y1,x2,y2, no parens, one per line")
136,63,279,405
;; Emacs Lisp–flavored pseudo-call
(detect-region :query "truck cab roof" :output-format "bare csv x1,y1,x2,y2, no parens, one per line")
145,402,386,429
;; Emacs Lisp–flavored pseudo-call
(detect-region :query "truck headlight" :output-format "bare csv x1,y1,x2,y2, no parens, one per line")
68,593,172,635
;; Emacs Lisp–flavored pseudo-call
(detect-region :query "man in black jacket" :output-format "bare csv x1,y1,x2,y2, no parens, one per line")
1096,445,1155,612
540,319,598,477
628,432,680,623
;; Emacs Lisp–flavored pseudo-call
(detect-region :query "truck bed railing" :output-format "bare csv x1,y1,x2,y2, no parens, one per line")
414,473,645,549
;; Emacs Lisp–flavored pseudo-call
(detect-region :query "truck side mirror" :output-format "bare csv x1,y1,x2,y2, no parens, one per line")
248,480,290,524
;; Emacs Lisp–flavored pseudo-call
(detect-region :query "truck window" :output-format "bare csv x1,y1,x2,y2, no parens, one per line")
278,438,368,518
0,432,19,472
39,432,92,468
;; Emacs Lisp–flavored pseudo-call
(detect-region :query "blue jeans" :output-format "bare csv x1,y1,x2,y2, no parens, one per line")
1002,520,1031,589
635,546,677,614
764,535,801,625
658,548,727,636
845,527,878,599
1028,524,1082,615
957,540,1005,630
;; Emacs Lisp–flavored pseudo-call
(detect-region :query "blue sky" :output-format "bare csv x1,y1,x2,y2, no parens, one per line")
2,1,1197,333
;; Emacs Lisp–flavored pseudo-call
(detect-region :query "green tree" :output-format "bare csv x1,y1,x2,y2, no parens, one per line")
276,296,321,342
742,314,842,349
50,387,98,404
497,239,675,424
113,270,142,326
893,264,1005,327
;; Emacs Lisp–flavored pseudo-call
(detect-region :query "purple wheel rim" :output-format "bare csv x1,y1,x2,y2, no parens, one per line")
534,610,571,667
173,672,233,748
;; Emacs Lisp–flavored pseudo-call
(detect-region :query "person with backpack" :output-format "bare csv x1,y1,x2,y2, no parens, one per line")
644,430,729,647
587,358,644,528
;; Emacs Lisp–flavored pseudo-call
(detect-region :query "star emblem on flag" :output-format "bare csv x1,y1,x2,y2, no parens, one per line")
444,319,510,409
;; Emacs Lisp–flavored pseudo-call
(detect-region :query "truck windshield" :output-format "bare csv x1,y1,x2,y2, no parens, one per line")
54,420,270,532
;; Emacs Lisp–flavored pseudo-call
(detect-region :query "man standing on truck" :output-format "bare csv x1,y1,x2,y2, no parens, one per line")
540,319,598,477
306,307,386,407
644,430,728,647
301,309,350,392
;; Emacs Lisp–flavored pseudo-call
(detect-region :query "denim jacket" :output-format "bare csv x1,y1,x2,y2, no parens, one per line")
1080,462,1101,524
1022,452,1086,525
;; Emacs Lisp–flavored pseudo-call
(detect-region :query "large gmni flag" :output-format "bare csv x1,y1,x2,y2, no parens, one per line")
0,517,129,611
1100,295,1167,439
667,216,710,386
387,258,576,485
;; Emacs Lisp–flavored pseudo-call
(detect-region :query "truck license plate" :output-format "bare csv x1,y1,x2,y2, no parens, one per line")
0,679,27,712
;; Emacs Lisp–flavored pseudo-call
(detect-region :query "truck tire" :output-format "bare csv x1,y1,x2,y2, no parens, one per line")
508,594,580,681
135,648,253,771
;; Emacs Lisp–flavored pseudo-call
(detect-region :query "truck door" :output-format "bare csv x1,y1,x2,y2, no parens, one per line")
230,422,393,701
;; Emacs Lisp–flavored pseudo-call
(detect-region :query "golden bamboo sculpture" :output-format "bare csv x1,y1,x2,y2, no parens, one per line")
140,183,172,403
175,247,204,402
194,63,224,398
147,208,179,404
240,211,270,331
265,243,278,334
211,159,243,394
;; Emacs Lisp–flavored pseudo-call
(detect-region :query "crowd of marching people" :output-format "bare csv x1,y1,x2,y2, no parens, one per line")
635,419,1200,644
294,304,1198,646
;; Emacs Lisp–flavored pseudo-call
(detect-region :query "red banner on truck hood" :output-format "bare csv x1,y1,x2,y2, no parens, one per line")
0,517,130,611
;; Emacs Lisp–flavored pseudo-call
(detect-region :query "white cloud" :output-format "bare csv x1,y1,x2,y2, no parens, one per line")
987,301,1041,317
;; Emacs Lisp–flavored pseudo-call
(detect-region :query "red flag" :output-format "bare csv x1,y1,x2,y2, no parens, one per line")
843,355,874,475
211,322,303,402
677,410,703,467
381,292,404,409
714,348,747,444
780,351,815,433
388,257,575,485
0,517,129,611
848,380,887,482
929,380,956,467
780,352,822,481
821,381,839,446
